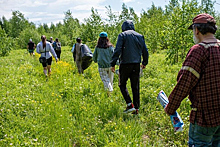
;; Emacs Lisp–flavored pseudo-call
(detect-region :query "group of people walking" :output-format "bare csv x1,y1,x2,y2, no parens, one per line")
32,13,220,146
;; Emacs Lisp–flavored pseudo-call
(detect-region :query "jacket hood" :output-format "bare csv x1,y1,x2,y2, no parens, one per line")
122,20,135,32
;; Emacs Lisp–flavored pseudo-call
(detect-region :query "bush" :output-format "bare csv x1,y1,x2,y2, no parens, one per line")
0,27,13,57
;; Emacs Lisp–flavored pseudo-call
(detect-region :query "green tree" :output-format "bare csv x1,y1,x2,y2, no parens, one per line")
82,7,103,48
18,27,41,49
9,11,29,38
165,0,200,64
0,27,13,56
1,16,10,35
138,3,166,53
63,10,81,46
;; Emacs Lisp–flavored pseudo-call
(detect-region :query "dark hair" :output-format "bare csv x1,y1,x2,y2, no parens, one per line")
56,38,59,42
96,37,113,49
76,37,81,43
193,22,217,35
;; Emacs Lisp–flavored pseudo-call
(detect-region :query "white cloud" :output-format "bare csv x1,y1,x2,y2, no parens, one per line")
121,0,135,3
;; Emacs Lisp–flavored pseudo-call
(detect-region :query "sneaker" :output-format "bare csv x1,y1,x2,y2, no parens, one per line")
123,103,136,113
132,109,139,115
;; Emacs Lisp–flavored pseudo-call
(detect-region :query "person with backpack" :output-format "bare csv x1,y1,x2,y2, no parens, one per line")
53,38,61,60
93,32,115,93
27,39,35,56
110,20,149,115
71,37,83,74
36,35,58,77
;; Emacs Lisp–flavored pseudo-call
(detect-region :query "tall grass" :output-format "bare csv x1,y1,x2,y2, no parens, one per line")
0,47,190,146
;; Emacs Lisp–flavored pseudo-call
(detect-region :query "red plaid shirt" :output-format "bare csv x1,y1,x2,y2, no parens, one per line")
165,41,220,127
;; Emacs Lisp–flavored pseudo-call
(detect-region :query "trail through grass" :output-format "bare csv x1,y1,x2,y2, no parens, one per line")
0,47,190,146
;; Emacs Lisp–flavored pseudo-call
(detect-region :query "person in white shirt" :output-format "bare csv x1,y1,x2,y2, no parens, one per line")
36,35,58,76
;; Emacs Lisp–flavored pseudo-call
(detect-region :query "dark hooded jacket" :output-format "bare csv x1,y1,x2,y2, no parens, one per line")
111,20,149,66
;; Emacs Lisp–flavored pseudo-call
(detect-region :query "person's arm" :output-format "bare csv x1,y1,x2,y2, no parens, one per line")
49,43,58,61
111,34,123,67
164,45,204,115
141,36,149,69
93,47,98,63
71,44,75,53
36,43,40,54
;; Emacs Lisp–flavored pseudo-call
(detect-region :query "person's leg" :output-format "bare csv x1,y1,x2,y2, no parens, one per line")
43,67,47,76
58,51,61,60
130,64,140,110
212,125,220,147
119,64,132,104
98,68,113,92
108,67,114,90
76,60,83,74
188,123,219,147
47,57,52,76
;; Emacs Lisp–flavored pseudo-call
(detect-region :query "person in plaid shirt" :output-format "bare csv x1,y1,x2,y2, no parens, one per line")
165,13,220,146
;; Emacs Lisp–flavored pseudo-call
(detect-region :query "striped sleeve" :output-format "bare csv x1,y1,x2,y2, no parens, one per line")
165,45,204,115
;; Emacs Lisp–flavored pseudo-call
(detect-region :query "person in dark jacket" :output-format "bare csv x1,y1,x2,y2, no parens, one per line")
110,20,149,115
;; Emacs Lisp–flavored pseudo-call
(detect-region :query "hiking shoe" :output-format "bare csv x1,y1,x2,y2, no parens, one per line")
123,103,136,113
132,109,139,115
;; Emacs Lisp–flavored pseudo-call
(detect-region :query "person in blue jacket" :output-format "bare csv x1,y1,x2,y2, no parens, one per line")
93,32,115,93
111,20,149,115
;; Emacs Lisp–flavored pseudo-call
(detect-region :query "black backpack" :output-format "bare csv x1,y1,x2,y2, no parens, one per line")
80,44,93,70
56,42,61,51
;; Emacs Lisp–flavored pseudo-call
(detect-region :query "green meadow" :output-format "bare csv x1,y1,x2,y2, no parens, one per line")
0,47,191,146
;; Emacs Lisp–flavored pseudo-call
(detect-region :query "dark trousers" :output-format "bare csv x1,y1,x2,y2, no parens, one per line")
55,50,61,59
119,63,140,109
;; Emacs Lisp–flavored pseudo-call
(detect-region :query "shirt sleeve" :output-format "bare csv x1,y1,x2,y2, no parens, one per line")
165,45,204,115
111,34,123,67
49,43,58,59
36,43,40,54
71,44,75,53
142,36,149,66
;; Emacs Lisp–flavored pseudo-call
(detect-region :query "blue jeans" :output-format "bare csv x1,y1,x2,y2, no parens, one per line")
188,123,220,147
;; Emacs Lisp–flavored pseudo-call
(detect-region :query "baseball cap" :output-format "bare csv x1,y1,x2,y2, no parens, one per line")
188,13,216,30
29,39,32,41
99,32,108,37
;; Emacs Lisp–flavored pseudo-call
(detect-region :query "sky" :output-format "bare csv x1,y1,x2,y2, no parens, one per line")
0,0,220,26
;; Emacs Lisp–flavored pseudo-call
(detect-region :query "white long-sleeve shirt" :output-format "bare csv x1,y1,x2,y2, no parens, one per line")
36,41,57,60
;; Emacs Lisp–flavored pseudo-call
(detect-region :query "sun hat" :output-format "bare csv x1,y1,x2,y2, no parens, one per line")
99,32,108,37
188,13,216,30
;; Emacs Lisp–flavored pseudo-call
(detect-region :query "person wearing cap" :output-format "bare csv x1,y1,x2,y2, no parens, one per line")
49,37,54,44
110,20,149,115
27,39,35,56
93,32,115,93
71,37,83,74
36,35,58,77
164,13,220,146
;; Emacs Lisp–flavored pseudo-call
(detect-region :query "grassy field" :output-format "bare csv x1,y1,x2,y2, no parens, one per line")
0,47,191,146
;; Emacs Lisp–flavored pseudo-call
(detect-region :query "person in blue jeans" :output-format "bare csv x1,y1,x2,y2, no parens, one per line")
110,20,149,115
165,13,220,147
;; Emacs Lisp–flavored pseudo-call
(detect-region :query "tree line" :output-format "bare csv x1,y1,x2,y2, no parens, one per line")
0,0,219,64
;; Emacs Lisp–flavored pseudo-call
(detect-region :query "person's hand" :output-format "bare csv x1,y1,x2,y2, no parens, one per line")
56,58,59,62
141,64,146,69
111,66,115,73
